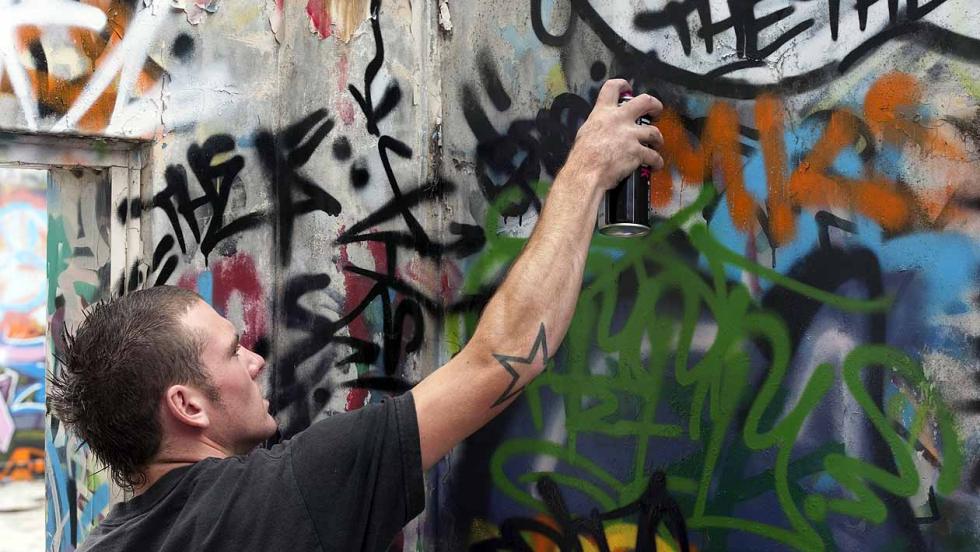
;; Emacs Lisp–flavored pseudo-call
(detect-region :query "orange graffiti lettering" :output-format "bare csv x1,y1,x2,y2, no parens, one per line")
865,72,964,161
650,72,962,245
652,102,753,232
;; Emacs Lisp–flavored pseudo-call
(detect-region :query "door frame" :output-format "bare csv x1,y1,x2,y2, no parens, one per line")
0,130,150,293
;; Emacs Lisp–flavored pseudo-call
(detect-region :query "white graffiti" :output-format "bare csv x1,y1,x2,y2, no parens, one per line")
0,0,106,130
0,0,169,133
52,0,169,133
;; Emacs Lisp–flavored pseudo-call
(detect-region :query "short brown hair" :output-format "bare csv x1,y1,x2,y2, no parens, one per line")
48,285,217,491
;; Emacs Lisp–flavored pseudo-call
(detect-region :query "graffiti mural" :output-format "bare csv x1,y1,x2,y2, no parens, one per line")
567,0,980,96
0,0,971,550
45,167,115,551
438,1,980,551
0,167,46,482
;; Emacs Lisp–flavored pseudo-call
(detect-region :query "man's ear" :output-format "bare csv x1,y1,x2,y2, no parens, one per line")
163,385,211,429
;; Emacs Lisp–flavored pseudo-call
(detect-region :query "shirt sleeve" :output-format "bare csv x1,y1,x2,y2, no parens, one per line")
287,391,424,552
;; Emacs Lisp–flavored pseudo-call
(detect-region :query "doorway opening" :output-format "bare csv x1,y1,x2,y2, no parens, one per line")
0,130,148,551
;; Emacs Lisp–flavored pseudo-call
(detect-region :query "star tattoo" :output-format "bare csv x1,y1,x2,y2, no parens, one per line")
490,323,548,408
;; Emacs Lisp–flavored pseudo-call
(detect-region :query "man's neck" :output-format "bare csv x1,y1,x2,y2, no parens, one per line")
134,461,198,495
135,440,231,495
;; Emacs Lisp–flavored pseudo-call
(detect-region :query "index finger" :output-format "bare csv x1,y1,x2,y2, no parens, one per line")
596,79,632,107
621,93,663,120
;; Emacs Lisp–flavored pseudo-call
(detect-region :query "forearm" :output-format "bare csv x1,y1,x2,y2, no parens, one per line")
412,163,602,469
412,79,664,470
471,160,602,378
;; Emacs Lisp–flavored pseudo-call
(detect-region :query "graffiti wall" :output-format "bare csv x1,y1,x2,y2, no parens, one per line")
438,2,980,551
0,167,46,483
45,167,117,550
0,0,975,550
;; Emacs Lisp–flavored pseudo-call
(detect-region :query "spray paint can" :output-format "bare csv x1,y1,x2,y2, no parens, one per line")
596,93,652,238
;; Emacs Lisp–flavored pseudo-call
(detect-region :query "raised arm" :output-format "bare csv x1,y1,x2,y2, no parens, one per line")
412,79,664,470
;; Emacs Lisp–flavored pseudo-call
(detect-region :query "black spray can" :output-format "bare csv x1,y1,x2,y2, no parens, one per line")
597,93,652,237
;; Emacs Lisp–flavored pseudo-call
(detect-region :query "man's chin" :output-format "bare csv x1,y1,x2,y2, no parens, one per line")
264,415,279,437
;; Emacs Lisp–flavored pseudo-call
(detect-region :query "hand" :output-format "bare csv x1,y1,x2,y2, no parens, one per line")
564,79,664,192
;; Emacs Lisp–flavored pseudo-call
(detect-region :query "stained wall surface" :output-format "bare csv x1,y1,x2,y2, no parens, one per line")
1,1,978,550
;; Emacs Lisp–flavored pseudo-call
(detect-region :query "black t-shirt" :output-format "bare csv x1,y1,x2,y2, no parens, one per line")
79,393,424,552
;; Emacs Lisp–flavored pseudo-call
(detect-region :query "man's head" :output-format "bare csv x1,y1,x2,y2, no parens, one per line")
175,297,276,455
49,286,276,491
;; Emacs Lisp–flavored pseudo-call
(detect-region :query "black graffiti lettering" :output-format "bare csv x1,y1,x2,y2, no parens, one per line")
124,135,265,263
464,63,762,220
255,108,340,267
348,0,401,137
462,82,542,218
187,137,265,259
634,0,715,55
463,53,594,218
301,0,485,405
155,165,197,254
276,272,344,434
170,136,253,258
556,0,977,98
477,49,512,112
471,471,689,552
854,0,903,30
171,32,195,62
815,211,858,249
531,0,575,47
116,234,179,296
114,134,272,293
840,19,980,73
338,177,482,259
635,1,810,60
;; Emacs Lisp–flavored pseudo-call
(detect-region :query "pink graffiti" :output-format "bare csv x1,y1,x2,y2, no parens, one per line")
306,0,333,39
337,238,387,411
0,396,13,454
178,253,267,349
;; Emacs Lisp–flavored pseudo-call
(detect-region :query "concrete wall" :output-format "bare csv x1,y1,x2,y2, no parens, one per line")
437,2,980,550
2,0,979,550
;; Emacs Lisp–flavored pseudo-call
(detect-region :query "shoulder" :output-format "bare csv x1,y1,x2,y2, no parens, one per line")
285,393,418,453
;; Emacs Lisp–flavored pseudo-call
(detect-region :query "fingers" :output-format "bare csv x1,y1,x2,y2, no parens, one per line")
637,145,665,171
635,125,664,150
596,79,632,107
633,125,664,170
621,94,663,121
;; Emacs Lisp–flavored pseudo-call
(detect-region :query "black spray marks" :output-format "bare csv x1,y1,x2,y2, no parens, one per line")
471,471,689,552
540,0,980,98
117,134,267,293
273,0,486,435
255,108,340,267
462,51,593,219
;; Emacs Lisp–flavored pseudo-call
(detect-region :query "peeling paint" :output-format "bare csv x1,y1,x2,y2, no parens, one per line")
269,0,284,43
170,0,222,25
306,0,370,43
438,0,452,33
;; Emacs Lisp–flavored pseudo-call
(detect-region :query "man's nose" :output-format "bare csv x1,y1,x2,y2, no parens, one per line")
247,349,266,379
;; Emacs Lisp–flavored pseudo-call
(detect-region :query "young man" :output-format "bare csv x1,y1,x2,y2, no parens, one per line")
50,79,664,551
